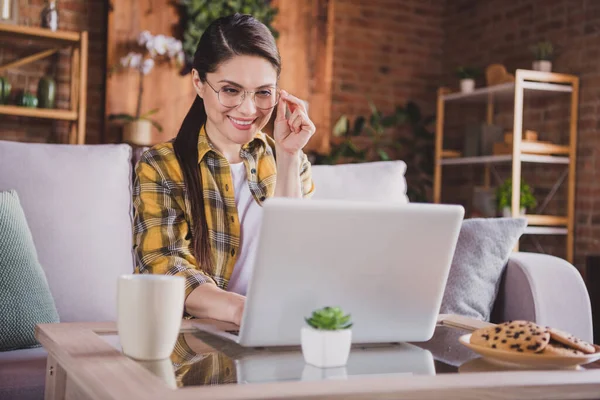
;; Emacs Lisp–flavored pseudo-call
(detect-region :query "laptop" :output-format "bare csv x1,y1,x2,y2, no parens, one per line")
193,198,464,347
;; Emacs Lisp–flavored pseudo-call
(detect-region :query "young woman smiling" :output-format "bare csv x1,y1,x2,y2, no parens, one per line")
132,14,315,325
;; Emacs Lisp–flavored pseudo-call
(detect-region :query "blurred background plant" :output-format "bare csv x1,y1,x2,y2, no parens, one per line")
314,100,435,203
108,31,185,131
176,0,279,74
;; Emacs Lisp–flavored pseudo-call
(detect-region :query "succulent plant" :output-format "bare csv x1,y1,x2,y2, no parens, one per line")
305,306,353,331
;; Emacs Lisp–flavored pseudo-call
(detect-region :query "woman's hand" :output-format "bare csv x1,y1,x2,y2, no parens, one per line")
273,90,316,155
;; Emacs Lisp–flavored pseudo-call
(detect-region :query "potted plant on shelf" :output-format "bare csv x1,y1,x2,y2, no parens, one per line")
456,67,480,93
302,306,353,368
496,178,537,217
109,31,185,145
531,40,554,72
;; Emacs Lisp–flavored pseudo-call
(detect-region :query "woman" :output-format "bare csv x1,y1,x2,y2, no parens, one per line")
132,14,315,326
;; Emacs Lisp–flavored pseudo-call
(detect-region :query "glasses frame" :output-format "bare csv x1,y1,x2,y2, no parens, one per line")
205,79,280,110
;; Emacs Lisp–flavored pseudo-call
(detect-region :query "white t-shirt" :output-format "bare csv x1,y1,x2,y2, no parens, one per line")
226,162,263,295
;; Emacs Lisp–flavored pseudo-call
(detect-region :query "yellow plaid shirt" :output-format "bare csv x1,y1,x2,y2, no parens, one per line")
132,126,314,298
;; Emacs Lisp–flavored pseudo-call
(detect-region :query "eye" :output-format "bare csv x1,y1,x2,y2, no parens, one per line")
221,87,240,94
256,90,272,98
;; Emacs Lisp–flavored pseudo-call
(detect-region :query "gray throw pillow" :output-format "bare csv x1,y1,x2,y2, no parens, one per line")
0,190,59,351
440,217,527,321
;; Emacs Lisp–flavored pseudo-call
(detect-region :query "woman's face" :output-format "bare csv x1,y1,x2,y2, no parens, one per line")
193,55,278,146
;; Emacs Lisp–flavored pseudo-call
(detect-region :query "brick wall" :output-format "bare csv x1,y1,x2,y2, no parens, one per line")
442,0,600,269
331,0,444,123
0,0,107,144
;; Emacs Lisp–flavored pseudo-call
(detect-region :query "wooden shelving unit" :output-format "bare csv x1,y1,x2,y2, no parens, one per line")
434,69,579,262
0,25,88,144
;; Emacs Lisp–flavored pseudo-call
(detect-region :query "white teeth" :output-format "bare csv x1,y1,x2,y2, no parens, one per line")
230,117,253,126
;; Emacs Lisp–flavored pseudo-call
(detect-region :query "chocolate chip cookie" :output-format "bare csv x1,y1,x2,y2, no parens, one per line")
548,327,596,354
542,340,585,357
471,320,550,353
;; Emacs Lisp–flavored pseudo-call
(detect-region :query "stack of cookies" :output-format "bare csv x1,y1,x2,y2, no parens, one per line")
471,320,597,357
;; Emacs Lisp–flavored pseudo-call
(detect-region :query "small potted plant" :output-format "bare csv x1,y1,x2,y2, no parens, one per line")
496,178,537,217
301,306,353,368
109,31,185,146
531,41,554,72
456,67,480,93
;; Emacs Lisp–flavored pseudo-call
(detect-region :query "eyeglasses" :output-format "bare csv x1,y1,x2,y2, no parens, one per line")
205,79,280,110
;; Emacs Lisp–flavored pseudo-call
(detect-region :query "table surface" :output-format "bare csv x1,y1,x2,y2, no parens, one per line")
36,315,600,400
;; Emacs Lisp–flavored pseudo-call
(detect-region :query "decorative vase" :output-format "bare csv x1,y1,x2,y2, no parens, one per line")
37,76,56,108
41,0,58,31
1,0,12,20
301,326,352,368
502,207,526,217
123,120,153,146
17,91,38,108
460,78,475,93
0,77,11,104
532,60,552,72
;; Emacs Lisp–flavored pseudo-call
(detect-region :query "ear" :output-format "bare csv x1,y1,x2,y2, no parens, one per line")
191,69,204,99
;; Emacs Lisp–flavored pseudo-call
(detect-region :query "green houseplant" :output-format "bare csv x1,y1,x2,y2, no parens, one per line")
531,40,554,72
317,100,434,203
301,307,353,368
496,178,537,217
177,0,278,74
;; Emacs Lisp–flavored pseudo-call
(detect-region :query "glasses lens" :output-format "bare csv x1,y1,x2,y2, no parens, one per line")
218,87,280,109
254,89,279,110
218,87,244,108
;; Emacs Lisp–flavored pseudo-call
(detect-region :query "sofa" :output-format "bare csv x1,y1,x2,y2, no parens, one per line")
0,140,593,399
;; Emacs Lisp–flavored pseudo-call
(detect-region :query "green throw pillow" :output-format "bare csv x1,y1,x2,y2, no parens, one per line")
0,190,59,351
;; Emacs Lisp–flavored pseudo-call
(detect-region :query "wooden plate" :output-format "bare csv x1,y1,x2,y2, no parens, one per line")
459,334,600,369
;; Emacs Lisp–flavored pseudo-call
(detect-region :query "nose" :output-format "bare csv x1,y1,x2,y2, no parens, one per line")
236,92,257,115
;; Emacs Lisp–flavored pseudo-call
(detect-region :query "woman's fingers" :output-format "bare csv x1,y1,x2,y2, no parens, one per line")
276,91,287,122
282,91,308,113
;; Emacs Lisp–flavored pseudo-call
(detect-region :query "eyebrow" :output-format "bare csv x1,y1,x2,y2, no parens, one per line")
217,79,276,89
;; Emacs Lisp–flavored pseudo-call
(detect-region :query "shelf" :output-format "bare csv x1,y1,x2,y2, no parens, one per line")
493,142,570,156
442,80,573,103
439,154,570,165
0,105,77,121
525,215,568,226
524,226,568,235
0,24,80,44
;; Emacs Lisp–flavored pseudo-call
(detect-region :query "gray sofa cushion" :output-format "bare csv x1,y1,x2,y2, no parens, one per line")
0,190,59,351
440,217,527,321
0,141,135,322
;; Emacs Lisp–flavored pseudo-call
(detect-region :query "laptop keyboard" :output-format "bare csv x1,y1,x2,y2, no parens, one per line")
225,330,240,336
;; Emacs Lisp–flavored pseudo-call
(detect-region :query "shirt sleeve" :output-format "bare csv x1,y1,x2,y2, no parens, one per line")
132,157,216,300
299,152,315,198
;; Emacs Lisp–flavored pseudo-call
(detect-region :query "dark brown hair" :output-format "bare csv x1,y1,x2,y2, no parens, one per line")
173,14,281,274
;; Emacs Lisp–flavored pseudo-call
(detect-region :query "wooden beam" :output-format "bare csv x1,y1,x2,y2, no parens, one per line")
77,31,89,145
0,48,59,73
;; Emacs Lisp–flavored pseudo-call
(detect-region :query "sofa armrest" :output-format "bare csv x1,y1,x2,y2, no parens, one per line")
492,252,593,343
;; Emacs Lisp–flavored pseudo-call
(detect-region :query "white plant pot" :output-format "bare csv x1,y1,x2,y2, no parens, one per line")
301,327,352,368
123,119,153,146
532,60,552,72
460,78,475,93
502,206,526,217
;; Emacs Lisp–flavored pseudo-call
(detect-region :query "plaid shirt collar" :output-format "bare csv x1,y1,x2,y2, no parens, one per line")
197,125,269,163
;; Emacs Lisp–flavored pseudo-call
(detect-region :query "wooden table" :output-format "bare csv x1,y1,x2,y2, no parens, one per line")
36,316,600,400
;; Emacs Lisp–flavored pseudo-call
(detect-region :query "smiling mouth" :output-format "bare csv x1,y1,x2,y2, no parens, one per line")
228,116,256,126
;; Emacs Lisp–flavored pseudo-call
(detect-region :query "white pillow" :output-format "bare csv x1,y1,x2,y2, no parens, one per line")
0,140,134,322
310,161,409,203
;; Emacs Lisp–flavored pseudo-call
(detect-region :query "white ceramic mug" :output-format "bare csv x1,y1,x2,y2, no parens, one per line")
117,274,185,360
